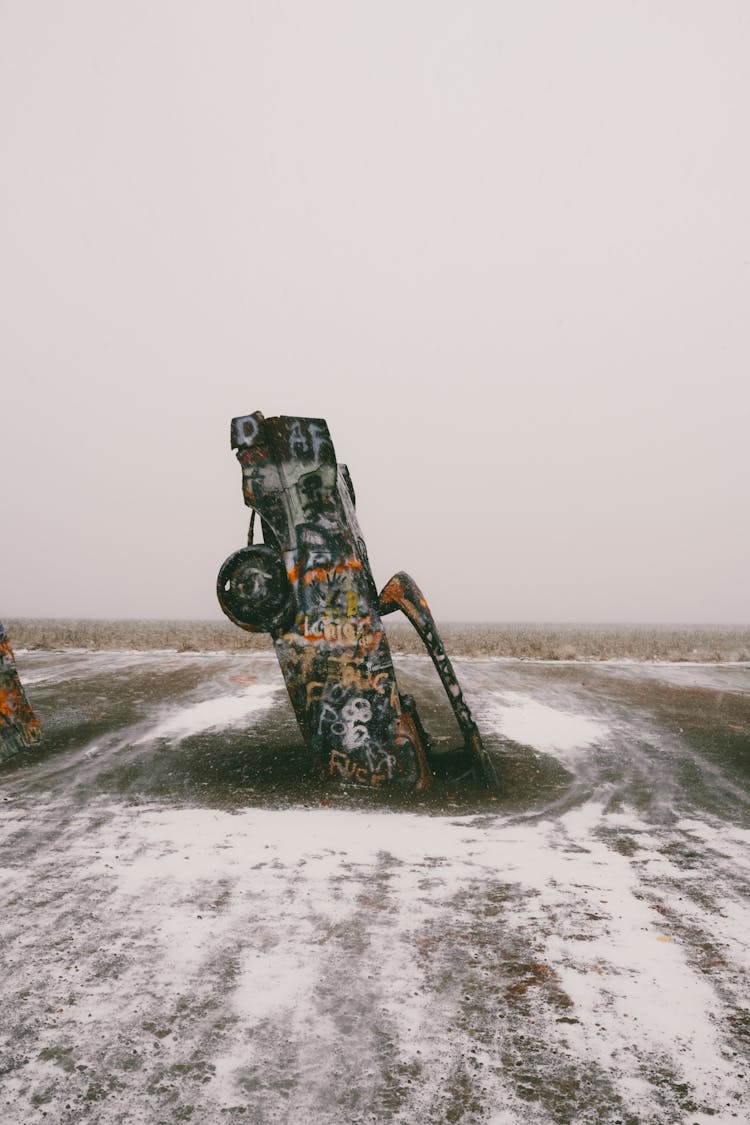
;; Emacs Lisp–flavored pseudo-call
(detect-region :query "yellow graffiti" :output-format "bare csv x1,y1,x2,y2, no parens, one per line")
328,748,386,788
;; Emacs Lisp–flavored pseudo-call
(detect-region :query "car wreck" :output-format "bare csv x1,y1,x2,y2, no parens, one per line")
217,412,498,791
0,621,41,761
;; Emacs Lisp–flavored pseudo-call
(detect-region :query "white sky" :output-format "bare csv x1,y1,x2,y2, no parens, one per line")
1,1,748,623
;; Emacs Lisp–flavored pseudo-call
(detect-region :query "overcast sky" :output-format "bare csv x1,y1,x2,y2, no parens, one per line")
1,1,748,623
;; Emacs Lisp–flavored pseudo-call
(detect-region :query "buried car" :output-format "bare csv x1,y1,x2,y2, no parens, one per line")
217,412,498,792
0,621,41,761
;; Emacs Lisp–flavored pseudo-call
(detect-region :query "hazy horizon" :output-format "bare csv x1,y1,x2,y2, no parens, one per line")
2,2,748,625
5,614,750,628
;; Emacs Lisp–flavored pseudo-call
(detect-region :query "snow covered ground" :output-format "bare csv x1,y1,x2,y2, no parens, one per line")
1,651,748,1123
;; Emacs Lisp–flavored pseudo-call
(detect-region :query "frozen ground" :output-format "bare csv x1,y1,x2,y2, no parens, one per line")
1,650,749,1124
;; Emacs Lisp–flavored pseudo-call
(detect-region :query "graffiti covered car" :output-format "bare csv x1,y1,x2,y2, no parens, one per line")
218,413,497,792
0,622,41,760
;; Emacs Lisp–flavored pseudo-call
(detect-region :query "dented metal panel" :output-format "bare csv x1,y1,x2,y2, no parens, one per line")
0,621,41,760
217,412,497,791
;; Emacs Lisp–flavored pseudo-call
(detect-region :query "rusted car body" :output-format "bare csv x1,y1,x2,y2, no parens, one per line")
0,622,41,760
217,412,497,791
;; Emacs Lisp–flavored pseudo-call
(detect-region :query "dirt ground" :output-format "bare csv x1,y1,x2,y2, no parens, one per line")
1,650,748,1124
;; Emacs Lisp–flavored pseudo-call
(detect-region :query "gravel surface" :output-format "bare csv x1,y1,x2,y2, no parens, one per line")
1,651,748,1124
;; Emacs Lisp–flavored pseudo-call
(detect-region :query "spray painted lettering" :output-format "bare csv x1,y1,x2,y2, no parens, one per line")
217,412,498,791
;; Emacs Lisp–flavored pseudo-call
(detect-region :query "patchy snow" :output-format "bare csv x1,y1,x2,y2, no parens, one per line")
484,691,610,767
17,650,189,685
2,651,748,1124
137,683,282,743
2,799,748,1124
